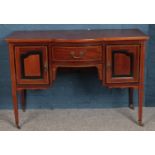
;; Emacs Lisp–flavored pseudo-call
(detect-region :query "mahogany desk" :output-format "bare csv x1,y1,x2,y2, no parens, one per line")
6,29,149,128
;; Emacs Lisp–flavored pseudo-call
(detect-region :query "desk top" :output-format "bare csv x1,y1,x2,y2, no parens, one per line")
6,29,149,43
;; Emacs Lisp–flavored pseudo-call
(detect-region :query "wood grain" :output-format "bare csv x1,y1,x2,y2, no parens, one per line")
6,29,149,43
6,29,149,128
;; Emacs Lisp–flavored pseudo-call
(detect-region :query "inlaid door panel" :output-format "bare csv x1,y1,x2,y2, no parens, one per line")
106,45,140,83
15,46,49,84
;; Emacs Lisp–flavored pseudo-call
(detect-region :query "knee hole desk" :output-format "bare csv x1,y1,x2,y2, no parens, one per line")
6,29,149,128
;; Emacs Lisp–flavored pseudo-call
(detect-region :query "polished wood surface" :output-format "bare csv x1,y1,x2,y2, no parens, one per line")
6,29,148,43
24,54,41,76
6,29,149,128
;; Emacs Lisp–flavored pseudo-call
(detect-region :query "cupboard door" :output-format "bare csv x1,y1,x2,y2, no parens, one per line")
106,45,140,83
15,46,49,84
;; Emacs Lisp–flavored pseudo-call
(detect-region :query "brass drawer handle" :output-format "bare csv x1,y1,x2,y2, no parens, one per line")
70,51,85,59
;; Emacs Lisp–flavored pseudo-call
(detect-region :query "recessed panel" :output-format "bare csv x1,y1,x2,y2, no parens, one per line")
112,51,133,77
24,54,41,77
21,51,43,79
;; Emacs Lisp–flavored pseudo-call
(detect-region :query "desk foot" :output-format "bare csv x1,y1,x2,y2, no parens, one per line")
129,104,134,110
16,125,21,129
138,120,144,127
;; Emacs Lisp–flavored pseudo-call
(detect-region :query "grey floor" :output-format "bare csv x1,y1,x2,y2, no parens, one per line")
0,107,155,131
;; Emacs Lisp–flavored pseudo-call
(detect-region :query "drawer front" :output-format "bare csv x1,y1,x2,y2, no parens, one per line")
52,46,102,62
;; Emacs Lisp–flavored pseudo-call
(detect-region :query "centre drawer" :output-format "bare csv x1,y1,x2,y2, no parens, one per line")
52,46,102,61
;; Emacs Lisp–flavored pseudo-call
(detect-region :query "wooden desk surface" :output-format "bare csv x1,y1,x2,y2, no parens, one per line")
6,29,149,43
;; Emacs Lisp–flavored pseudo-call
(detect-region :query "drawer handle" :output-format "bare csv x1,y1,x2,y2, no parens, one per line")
70,51,85,59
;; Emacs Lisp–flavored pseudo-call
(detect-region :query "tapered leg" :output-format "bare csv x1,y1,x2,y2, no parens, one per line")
138,85,144,126
12,90,20,129
128,88,134,109
52,66,57,81
96,64,103,81
20,90,26,112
